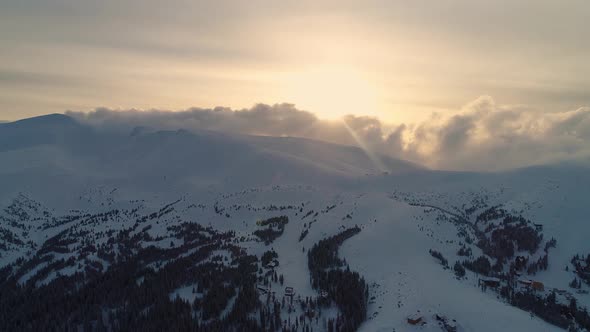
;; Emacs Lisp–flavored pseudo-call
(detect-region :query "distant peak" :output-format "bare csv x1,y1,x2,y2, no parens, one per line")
24,113,72,122
9,113,77,126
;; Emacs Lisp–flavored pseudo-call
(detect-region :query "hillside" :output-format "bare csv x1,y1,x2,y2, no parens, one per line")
0,114,589,331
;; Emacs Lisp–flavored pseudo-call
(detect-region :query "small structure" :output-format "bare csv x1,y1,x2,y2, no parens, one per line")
265,260,278,268
518,279,532,287
479,277,501,288
518,279,544,291
319,290,329,298
435,314,458,332
533,223,543,231
531,281,545,291
407,313,423,325
284,286,294,297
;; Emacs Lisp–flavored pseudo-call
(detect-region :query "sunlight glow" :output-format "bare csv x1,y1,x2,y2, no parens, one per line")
280,66,379,119
342,118,386,172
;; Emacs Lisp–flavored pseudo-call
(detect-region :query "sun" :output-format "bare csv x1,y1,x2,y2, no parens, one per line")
280,66,379,119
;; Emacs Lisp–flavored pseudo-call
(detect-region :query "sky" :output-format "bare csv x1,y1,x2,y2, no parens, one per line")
2,1,590,170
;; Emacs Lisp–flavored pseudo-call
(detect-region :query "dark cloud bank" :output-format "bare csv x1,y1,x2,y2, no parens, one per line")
67,96,590,171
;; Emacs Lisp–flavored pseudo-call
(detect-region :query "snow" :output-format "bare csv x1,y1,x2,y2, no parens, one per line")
338,196,561,332
170,284,201,304
2,114,590,331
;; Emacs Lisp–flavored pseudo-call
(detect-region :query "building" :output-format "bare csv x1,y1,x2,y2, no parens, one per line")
407,314,423,325
531,281,545,291
518,279,545,291
284,286,294,297
479,277,501,288
518,279,532,287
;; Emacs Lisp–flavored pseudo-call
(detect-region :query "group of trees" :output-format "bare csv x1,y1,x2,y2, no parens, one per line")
261,250,278,268
478,221,543,261
253,216,289,245
0,221,264,331
526,254,549,275
510,291,590,330
460,207,590,330
299,229,309,242
464,255,590,331
462,255,492,276
0,227,24,250
571,254,590,285
462,207,551,279
457,245,472,257
569,277,583,289
308,226,368,331
256,216,289,227
454,261,466,277
475,207,543,258
201,284,236,320
475,206,508,224
429,249,449,267
308,227,360,271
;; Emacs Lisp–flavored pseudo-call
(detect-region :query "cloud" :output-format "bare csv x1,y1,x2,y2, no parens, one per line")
67,103,321,137
67,97,590,171
403,96,590,170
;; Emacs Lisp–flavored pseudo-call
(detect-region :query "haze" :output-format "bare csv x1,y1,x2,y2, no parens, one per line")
1,0,590,170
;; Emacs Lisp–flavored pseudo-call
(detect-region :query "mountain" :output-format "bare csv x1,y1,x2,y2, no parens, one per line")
0,114,589,331
0,113,84,151
242,135,423,175
0,114,420,183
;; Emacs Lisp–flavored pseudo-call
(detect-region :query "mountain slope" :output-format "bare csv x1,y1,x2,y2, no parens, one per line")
1,113,589,331
0,114,422,191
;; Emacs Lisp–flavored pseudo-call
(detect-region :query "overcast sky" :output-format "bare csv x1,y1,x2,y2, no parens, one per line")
2,1,590,170
2,0,589,122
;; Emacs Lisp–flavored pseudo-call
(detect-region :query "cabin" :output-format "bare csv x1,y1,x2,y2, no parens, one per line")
407,314,423,325
531,281,545,291
518,279,532,287
284,286,294,297
533,223,543,231
518,279,544,291
479,277,501,288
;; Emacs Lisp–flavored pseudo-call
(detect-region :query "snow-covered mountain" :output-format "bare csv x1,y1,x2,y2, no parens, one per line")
1,114,589,331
